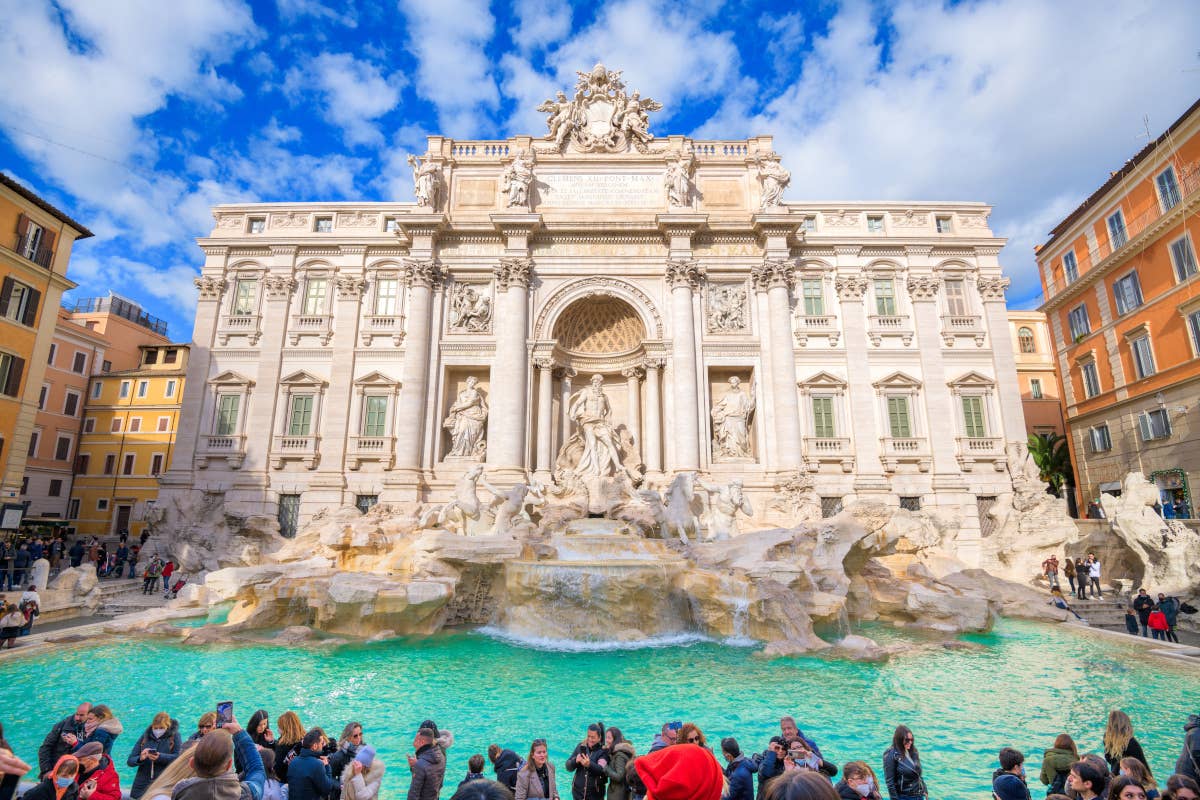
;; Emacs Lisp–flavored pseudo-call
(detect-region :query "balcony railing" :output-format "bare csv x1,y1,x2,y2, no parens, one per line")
360,314,406,346
288,314,333,345
802,436,854,473
955,436,1005,471
880,436,931,473
196,434,247,470
794,315,840,346
217,314,262,346
270,433,320,469
12,234,52,268
867,314,913,346
348,435,396,469
65,296,169,335
940,314,985,347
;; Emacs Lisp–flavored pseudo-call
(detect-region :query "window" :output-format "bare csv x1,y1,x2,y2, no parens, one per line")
1189,309,1200,355
1063,251,1079,283
384,217,399,233
886,396,912,438
302,278,328,315
144,349,158,365
151,454,164,475
20,221,45,260
375,278,400,316
820,497,843,518
1090,424,1112,453
362,396,388,436
119,381,130,399
232,279,257,315
288,395,314,435
867,215,884,233
157,417,169,432
27,431,39,458
0,353,24,398
1081,362,1101,398
91,381,102,400
122,453,135,475
811,396,836,438
165,379,177,398
278,494,301,538
97,498,109,511
1018,327,1036,353
103,454,116,475
1067,305,1091,340
315,216,333,233
83,417,95,433
47,343,56,365
216,395,240,436
101,360,111,373
37,385,47,409
935,216,952,233
1157,166,1182,211
801,279,824,316
165,348,178,364
68,498,80,519
48,479,62,497
1030,378,1043,399
1113,272,1143,315
248,217,266,234
943,279,968,315
1139,408,1171,441
0,277,39,326
961,396,986,438
874,279,896,315
800,216,816,233
76,454,90,474
64,391,79,417
899,496,922,511
137,380,149,398
55,436,71,461
1130,335,1156,379
111,418,122,432
1107,210,1128,249
1170,235,1198,282
355,495,378,514
129,417,142,432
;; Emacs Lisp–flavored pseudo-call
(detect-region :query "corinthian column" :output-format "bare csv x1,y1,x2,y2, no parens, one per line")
622,366,643,461
666,258,704,470
394,259,442,475
752,258,802,471
486,257,532,476
534,358,554,476
643,359,663,473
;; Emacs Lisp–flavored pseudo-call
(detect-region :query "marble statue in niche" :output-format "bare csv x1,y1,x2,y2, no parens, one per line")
711,376,755,460
444,376,488,458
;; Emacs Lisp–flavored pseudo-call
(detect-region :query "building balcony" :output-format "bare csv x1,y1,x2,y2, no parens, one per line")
360,314,406,346
348,435,396,470
940,314,986,347
288,314,333,346
802,436,854,472
794,315,840,347
867,314,913,346
196,434,247,470
217,314,261,346
955,436,1006,471
270,434,321,469
879,436,931,472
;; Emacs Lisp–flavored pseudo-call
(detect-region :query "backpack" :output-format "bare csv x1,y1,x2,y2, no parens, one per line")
1181,602,1198,615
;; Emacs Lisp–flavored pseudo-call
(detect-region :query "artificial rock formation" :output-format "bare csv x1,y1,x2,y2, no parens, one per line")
1101,471,1200,594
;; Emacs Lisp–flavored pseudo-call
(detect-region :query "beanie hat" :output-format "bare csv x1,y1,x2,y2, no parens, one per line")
635,744,723,800
354,746,376,768
76,743,104,759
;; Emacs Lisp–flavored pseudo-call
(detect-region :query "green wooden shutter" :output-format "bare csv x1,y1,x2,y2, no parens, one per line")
289,395,313,435
363,396,387,436
812,397,835,438
887,396,911,437
961,396,986,438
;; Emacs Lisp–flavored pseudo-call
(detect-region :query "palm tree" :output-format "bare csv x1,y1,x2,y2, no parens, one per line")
1027,433,1075,496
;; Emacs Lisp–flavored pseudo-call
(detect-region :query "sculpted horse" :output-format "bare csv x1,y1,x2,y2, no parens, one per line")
639,472,701,544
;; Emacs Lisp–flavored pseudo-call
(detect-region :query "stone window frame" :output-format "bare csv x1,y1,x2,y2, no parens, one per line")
227,265,265,317
872,371,925,439
1123,322,1156,380
1156,164,1182,212
277,370,329,439
1106,206,1128,250
1178,294,1200,358
1088,423,1112,453
296,265,334,317
206,370,255,438
863,262,908,318
351,371,401,438
798,371,849,441
1062,249,1079,283
365,260,408,314
1112,268,1144,316
1168,232,1198,283
947,371,998,440
1074,349,1102,399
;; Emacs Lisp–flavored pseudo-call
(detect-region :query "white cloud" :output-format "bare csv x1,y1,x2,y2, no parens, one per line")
283,52,406,147
397,0,500,136
276,0,357,28
68,255,200,321
509,0,572,53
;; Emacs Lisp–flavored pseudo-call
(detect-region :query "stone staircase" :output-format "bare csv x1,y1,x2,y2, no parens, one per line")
1068,595,1133,629
94,578,164,616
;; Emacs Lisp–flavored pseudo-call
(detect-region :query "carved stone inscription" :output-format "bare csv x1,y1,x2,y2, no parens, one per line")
538,173,660,208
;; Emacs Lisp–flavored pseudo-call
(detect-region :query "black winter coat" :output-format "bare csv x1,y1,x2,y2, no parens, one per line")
408,743,446,800
21,778,78,800
565,743,608,800
39,714,84,777
1179,715,1200,781
126,720,183,799
754,750,785,800
1105,737,1147,776
882,748,926,799
493,749,523,790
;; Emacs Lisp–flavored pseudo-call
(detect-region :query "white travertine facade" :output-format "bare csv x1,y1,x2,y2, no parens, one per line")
160,66,1026,566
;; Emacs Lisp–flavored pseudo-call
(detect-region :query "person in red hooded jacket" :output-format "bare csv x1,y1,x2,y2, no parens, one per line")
633,744,724,800
1149,606,1171,641
75,743,121,800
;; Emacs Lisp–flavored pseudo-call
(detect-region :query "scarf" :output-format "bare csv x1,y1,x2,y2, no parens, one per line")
536,764,550,797
83,718,100,738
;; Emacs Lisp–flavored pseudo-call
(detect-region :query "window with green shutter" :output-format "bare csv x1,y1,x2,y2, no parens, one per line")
802,279,824,316
289,395,314,435
886,396,911,437
362,396,387,436
812,396,835,438
875,279,896,315
215,395,240,436
961,396,986,438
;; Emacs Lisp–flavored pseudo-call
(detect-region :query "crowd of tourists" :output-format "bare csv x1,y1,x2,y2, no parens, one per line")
1041,554,1192,641
1,702,1199,800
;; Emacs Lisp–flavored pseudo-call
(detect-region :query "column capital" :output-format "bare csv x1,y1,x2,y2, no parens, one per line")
665,258,705,289
495,257,534,291
404,258,444,288
194,276,227,301
554,365,577,380
335,275,368,300
906,275,941,301
533,357,555,371
834,275,870,301
751,257,794,292
621,366,645,380
977,275,1011,301
263,275,297,301
642,357,666,370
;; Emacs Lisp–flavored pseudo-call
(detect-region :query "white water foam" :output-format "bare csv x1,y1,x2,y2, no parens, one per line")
474,626,716,652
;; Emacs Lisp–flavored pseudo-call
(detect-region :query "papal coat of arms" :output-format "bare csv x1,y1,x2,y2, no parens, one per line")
537,63,663,153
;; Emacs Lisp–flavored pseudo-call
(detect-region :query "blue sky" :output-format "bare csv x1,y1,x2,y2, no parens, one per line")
1,0,1197,342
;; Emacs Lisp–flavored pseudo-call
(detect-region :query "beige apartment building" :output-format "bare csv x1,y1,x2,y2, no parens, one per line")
1008,311,1065,440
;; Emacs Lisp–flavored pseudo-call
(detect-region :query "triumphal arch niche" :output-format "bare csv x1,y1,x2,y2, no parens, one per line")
172,63,1025,561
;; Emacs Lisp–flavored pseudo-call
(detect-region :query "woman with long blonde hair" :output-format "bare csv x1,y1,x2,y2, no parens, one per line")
140,747,198,800
273,711,306,782
1104,711,1149,776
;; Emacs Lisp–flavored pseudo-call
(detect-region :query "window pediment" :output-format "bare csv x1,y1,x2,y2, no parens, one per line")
799,370,847,390
873,371,922,390
280,369,328,388
210,370,254,388
354,370,400,388
947,370,995,389
1122,322,1151,341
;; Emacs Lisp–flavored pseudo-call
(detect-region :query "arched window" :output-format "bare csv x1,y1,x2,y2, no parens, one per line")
1018,327,1036,353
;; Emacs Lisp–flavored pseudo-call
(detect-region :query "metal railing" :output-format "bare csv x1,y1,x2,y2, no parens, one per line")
66,296,169,335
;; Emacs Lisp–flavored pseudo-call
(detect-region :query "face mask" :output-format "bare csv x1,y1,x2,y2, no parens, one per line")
57,778,74,788
804,756,819,770
855,783,871,797
152,728,166,738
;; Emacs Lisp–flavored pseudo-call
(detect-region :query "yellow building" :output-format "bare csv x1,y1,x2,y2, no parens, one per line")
0,174,92,506
69,343,188,536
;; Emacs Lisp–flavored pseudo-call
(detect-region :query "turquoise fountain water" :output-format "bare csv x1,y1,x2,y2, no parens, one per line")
1,620,1196,798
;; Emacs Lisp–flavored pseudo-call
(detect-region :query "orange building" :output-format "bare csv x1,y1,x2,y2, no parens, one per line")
0,174,92,508
1007,311,1065,439
1037,98,1200,519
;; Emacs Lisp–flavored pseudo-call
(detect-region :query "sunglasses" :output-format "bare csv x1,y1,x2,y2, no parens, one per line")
687,736,701,743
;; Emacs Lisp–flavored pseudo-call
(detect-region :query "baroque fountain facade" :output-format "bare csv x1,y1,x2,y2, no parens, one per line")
138,65,1110,653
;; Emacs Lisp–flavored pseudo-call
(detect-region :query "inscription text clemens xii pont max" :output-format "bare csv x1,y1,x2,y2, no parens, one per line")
537,173,661,208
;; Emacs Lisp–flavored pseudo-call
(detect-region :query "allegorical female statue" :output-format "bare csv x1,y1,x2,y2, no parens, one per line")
711,376,755,459
444,376,488,458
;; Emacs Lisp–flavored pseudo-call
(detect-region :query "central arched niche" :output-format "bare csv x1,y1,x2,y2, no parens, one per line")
552,296,646,355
